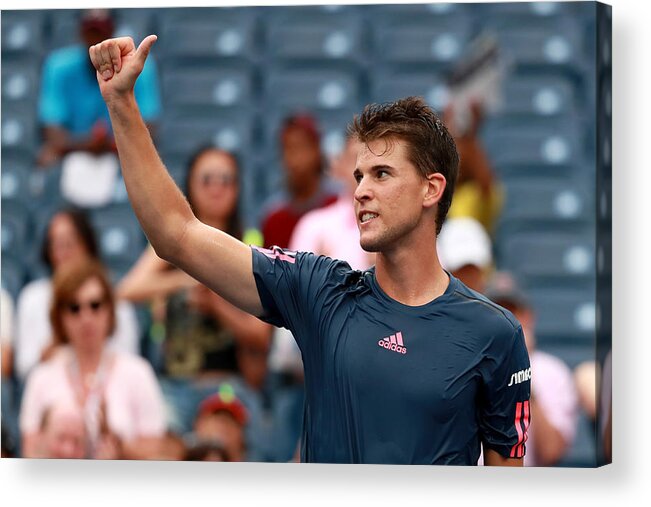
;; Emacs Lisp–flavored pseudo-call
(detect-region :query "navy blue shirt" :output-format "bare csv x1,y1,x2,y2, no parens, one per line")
252,246,531,465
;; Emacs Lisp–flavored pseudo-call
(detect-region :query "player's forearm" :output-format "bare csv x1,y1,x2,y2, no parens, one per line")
105,94,193,261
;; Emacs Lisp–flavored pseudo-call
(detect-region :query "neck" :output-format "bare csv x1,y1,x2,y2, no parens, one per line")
291,176,319,204
374,230,449,307
74,347,104,375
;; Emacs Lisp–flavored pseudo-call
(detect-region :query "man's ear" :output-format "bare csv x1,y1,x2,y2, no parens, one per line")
423,173,446,209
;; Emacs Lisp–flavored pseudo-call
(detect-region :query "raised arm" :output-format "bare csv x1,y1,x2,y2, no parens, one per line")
89,36,263,316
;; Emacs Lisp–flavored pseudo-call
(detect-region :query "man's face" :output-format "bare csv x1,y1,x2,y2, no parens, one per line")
353,138,430,252
281,126,321,191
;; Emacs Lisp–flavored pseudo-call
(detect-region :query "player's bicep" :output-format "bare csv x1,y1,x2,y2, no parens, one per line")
168,218,263,316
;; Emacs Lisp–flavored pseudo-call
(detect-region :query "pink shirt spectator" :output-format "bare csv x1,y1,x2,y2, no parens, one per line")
525,350,578,466
289,197,373,271
20,347,166,445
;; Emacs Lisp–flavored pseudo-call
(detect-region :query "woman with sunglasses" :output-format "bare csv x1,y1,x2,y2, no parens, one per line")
19,259,165,459
15,208,139,383
117,146,271,452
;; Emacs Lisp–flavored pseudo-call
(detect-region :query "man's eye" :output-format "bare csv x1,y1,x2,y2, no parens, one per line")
377,170,388,178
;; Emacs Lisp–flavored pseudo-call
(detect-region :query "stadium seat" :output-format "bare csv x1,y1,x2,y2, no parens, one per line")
369,3,470,17
369,10,472,65
481,121,583,172
1,254,26,302
475,1,580,20
158,7,258,61
499,179,591,227
1,10,45,58
263,8,365,62
1,200,31,260
488,20,585,78
501,231,595,282
370,69,447,111
161,65,255,112
159,113,255,162
1,159,32,203
526,287,596,345
500,75,577,118
90,205,147,268
1,103,38,154
263,67,362,113
1,59,41,107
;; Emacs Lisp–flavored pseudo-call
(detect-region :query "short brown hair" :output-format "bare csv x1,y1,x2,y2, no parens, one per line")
348,96,459,235
50,259,117,346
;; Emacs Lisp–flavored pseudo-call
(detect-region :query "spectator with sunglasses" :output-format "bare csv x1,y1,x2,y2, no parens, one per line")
19,259,165,459
117,146,272,456
15,208,139,384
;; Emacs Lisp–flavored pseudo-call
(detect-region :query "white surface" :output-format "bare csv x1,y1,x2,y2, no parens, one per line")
1,0,648,505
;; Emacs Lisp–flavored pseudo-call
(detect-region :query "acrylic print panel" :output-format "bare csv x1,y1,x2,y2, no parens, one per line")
0,1,611,467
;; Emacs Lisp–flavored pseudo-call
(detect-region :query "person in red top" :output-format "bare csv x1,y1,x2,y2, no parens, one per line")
260,114,339,248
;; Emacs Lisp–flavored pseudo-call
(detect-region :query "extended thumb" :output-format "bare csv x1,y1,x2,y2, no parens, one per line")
136,34,158,63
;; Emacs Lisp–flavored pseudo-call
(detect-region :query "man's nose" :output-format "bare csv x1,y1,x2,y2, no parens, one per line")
354,176,372,203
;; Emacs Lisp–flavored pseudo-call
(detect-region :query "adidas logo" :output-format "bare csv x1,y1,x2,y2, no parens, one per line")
378,331,407,355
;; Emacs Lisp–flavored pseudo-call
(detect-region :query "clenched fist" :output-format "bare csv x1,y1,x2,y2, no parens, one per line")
89,35,157,102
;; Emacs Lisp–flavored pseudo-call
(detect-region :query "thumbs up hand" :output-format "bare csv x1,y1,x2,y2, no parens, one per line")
89,35,157,103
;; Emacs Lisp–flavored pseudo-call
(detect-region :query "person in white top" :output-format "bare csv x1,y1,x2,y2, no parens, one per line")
15,208,139,382
20,259,165,459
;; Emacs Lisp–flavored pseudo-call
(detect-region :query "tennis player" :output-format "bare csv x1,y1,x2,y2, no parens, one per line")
89,35,531,465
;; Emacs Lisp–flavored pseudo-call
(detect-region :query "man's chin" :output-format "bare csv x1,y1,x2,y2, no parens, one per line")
360,237,383,253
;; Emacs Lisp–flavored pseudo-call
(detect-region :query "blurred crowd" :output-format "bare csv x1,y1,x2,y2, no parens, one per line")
1,9,606,465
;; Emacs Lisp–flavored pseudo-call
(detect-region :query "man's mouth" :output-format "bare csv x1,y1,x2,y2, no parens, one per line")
359,212,379,224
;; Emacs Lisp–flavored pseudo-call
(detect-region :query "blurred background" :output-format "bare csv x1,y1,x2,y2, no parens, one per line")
0,2,608,466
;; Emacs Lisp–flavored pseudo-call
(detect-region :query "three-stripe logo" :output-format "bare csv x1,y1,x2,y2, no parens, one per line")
377,331,407,354
510,400,531,458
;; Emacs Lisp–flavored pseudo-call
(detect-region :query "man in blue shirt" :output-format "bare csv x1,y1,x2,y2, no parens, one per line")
37,9,160,167
89,34,531,465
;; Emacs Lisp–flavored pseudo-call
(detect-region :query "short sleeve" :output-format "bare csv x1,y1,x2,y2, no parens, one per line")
251,245,349,351
478,325,532,459
38,54,70,127
134,57,162,122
